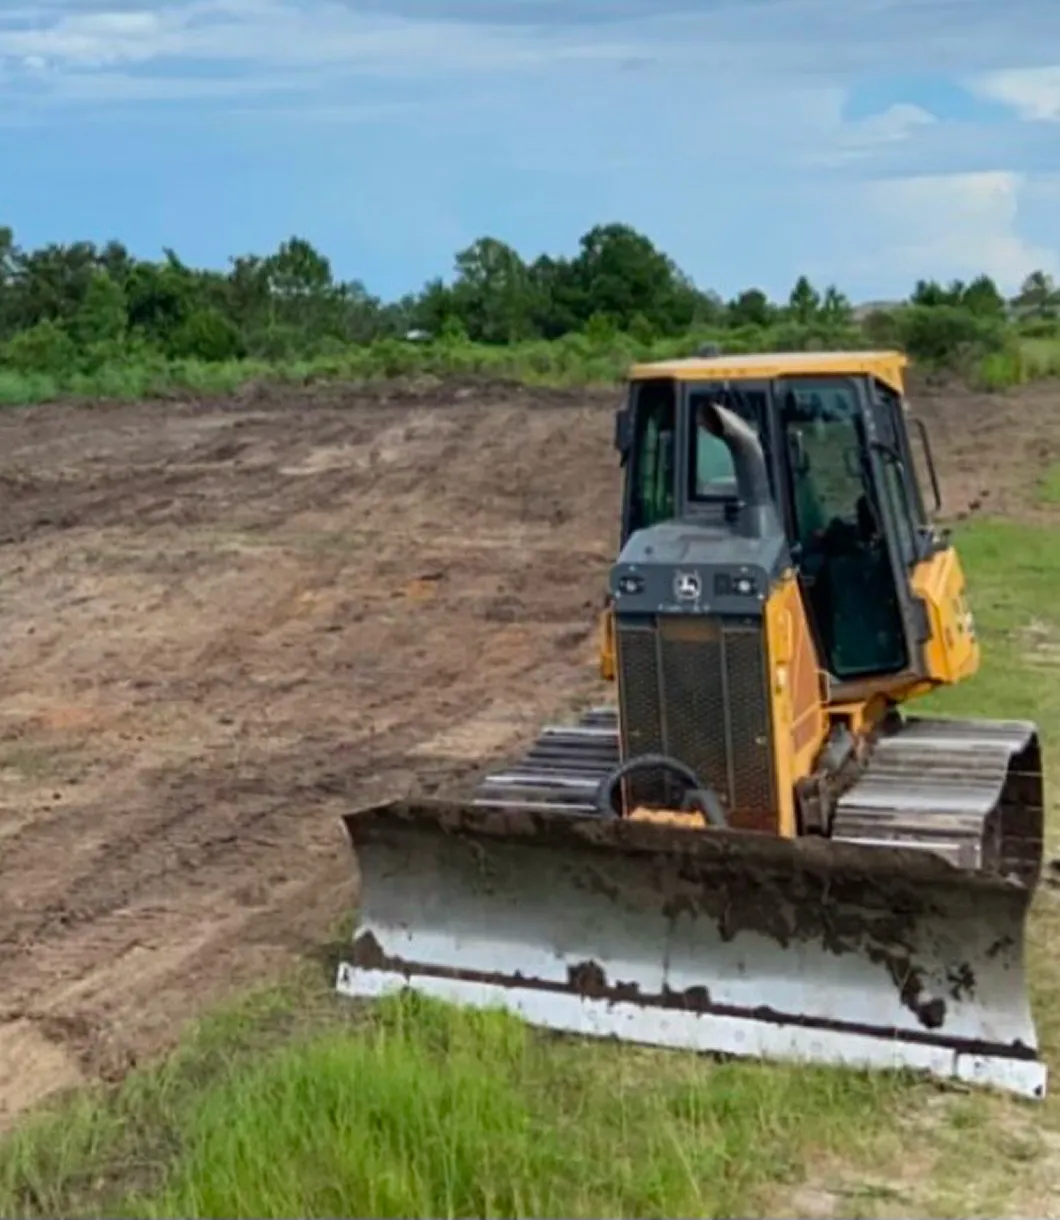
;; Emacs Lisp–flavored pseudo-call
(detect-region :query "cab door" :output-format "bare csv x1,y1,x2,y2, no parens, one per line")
867,377,939,568
776,376,910,681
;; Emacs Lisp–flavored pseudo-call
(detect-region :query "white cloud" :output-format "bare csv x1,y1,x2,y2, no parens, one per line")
848,172,1058,291
0,0,1056,301
970,65,1060,121
853,103,937,145
810,103,937,167
0,7,175,70
3,0,1059,98
0,0,606,79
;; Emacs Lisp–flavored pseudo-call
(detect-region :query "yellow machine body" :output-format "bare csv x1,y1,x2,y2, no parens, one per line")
339,348,1047,1101
596,349,983,837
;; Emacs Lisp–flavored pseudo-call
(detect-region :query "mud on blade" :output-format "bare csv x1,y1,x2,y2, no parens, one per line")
335,800,1047,1101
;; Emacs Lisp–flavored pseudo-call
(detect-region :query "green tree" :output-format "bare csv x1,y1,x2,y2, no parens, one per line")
727,289,772,328
911,279,963,308
72,272,127,347
627,311,656,344
572,224,697,333
168,307,245,362
450,237,536,343
898,305,1005,364
98,240,134,284
584,311,619,343
125,256,194,346
9,241,99,332
959,275,1006,318
788,276,821,324
1014,270,1057,317
0,217,1045,379
265,237,333,301
2,318,78,374
819,285,852,325
527,255,584,338
411,277,458,339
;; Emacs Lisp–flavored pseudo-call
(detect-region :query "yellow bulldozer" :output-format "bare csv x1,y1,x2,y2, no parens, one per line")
336,349,1047,1099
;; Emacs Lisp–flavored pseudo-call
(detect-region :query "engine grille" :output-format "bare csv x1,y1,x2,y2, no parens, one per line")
615,614,776,830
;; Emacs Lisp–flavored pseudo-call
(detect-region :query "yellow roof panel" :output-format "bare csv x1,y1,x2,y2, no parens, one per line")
629,349,908,393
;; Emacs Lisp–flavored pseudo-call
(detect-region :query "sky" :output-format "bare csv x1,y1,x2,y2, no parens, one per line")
0,0,1058,305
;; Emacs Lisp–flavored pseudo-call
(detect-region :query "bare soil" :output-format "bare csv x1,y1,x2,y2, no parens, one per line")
0,374,1056,1124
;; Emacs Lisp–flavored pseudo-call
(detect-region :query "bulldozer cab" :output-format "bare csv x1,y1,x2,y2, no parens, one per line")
614,356,944,687
340,346,1045,1101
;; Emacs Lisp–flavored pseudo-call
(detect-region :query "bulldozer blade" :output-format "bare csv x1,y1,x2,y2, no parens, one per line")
335,800,1046,1101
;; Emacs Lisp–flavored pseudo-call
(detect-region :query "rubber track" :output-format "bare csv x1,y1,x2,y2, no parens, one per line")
472,707,1043,881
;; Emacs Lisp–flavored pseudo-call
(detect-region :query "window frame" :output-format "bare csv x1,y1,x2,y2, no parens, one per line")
868,377,943,566
772,375,880,554
681,380,775,511
773,373,917,681
622,377,678,543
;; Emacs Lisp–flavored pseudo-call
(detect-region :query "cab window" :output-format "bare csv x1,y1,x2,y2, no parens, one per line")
693,420,736,497
782,383,869,546
628,380,676,533
687,388,768,501
779,378,908,680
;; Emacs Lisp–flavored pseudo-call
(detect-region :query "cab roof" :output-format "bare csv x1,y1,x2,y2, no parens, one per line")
628,349,908,395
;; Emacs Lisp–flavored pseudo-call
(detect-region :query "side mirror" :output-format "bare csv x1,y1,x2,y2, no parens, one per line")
613,405,632,457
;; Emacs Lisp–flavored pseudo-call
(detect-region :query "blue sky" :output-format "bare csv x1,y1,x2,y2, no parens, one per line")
0,0,1058,304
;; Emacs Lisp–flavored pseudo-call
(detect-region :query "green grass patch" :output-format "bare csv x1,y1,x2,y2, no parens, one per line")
133,996,904,1219
921,519,1060,728
1020,336,1060,382
0,978,909,1220
1036,463,1060,507
975,335,1060,390
3,518,1060,1219
918,521,1060,1209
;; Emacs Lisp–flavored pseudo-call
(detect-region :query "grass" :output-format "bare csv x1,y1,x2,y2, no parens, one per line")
3,517,1060,1219
975,336,1060,390
0,330,1057,405
0,977,910,1219
902,519,1060,1217
1019,336,1060,382
1036,463,1060,508
921,519,1060,730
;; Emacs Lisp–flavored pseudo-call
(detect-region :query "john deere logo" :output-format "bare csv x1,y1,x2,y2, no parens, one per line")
674,571,701,601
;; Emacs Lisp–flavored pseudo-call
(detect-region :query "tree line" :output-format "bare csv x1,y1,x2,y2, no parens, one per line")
0,222,1057,377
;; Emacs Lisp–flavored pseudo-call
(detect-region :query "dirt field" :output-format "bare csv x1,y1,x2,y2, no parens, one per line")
0,374,1057,1126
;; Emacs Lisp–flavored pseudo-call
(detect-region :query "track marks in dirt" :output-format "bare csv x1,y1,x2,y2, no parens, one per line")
0,373,1057,1125
0,381,617,1122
